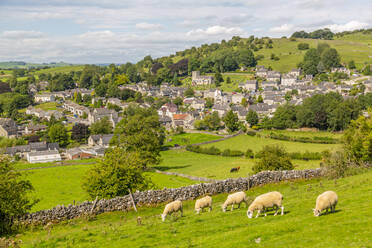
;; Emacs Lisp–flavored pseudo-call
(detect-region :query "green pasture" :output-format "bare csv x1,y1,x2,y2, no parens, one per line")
18,170,372,247
165,133,221,147
202,134,340,153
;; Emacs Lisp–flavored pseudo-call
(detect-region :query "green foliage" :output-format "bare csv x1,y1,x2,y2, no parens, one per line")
71,123,90,143
245,148,254,158
321,48,341,70
348,60,356,69
90,117,113,135
214,72,223,83
246,110,259,126
194,112,222,131
82,148,152,199
112,106,165,166
0,157,37,235
184,87,194,97
343,112,372,164
253,145,294,173
223,110,240,133
48,123,69,147
297,43,310,50
291,28,334,40
186,145,244,157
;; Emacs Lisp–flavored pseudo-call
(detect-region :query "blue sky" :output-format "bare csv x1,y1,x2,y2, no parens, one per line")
0,0,371,64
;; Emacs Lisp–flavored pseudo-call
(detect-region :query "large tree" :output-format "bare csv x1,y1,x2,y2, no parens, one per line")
90,117,113,135
48,123,69,147
246,110,259,127
71,123,90,143
253,145,294,173
82,148,152,199
112,106,165,166
0,157,37,234
223,110,240,133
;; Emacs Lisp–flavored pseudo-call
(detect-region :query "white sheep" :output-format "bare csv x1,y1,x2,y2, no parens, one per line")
195,195,212,214
222,191,248,212
161,200,183,222
313,191,338,217
247,191,284,218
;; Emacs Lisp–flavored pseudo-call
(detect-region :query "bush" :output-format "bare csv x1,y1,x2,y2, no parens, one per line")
253,145,294,173
245,149,254,158
289,151,322,160
186,145,243,157
321,150,351,178
221,149,244,157
246,130,257,136
298,43,310,50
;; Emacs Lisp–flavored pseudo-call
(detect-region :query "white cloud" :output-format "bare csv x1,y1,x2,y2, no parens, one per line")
1,30,45,39
186,25,243,36
135,22,163,30
269,24,295,33
325,21,369,33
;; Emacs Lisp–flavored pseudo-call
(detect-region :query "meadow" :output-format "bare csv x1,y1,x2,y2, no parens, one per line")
202,134,340,153
17,170,372,247
164,133,221,147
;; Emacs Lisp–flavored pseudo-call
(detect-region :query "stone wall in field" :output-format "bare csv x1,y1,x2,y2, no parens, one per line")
20,168,322,225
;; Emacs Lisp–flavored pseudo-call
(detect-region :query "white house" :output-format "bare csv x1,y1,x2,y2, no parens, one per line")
34,94,55,103
26,150,62,163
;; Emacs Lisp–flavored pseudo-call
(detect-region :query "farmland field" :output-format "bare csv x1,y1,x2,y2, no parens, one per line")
165,132,221,147
202,134,340,153
17,170,372,247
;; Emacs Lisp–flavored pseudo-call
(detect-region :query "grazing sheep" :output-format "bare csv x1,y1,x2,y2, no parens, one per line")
195,195,213,214
247,191,284,218
222,191,248,212
313,191,338,217
161,200,183,222
230,166,240,173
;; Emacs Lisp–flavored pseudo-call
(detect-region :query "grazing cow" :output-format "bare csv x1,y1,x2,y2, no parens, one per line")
230,166,240,173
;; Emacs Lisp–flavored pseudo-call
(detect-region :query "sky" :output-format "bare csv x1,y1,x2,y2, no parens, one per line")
0,0,371,64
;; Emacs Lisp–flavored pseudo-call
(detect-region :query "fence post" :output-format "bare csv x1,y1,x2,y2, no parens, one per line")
128,188,138,212
90,196,98,214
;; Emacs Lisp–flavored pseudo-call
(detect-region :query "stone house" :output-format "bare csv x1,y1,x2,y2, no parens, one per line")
281,74,297,86
172,113,194,129
192,71,215,86
158,103,178,118
25,124,47,134
0,118,17,138
239,80,257,92
256,66,268,78
65,148,96,160
212,104,230,117
88,108,119,127
88,134,114,147
159,115,172,129
63,101,90,117
266,71,281,82
288,69,301,78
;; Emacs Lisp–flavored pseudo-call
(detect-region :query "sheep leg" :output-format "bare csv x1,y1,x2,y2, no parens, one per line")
238,203,241,209
274,206,279,216
264,208,267,217
209,206,212,212
281,206,284,216
255,210,261,218
231,204,234,211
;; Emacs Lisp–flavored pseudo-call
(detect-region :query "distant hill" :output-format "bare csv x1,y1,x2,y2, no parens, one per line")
0,61,76,69
141,29,372,73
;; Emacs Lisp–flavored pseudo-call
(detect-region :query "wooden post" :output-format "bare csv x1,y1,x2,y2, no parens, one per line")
128,188,138,212
90,196,98,214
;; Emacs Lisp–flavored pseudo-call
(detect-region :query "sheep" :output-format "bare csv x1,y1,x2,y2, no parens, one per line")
222,191,248,212
230,166,240,173
247,191,284,218
195,195,212,214
313,191,338,217
161,200,183,222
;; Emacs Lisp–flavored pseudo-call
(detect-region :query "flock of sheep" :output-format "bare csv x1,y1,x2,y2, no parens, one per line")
161,190,338,221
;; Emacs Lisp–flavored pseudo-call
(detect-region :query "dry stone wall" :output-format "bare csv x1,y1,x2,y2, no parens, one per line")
20,168,322,225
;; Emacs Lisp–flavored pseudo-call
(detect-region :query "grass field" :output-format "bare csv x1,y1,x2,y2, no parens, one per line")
21,162,195,212
202,134,340,153
165,133,221,147
156,149,319,179
17,170,372,247
260,130,343,139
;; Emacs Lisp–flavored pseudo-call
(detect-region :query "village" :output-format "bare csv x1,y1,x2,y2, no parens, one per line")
1,65,371,164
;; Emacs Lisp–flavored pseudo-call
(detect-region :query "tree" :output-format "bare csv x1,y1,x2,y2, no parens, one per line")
297,43,309,50
195,111,221,131
71,123,90,143
112,106,165,166
185,87,195,97
48,123,69,147
301,48,321,75
173,97,183,106
348,60,356,69
223,110,240,133
252,145,294,173
0,157,37,235
241,98,248,107
246,110,259,126
90,117,113,135
82,148,152,199
214,72,223,84
257,95,263,103
321,48,341,70
95,83,107,97
226,77,231,84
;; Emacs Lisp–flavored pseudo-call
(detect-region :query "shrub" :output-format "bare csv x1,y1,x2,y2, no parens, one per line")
246,130,257,136
320,150,351,178
221,149,244,157
253,145,294,173
245,149,254,158
298,43,310,50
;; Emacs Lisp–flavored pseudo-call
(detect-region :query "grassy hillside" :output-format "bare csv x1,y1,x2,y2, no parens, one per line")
17,170,372,247
202,134,340,153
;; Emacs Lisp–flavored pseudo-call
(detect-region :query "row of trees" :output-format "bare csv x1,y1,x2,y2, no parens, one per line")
291,28,334,40
262,92,372,131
